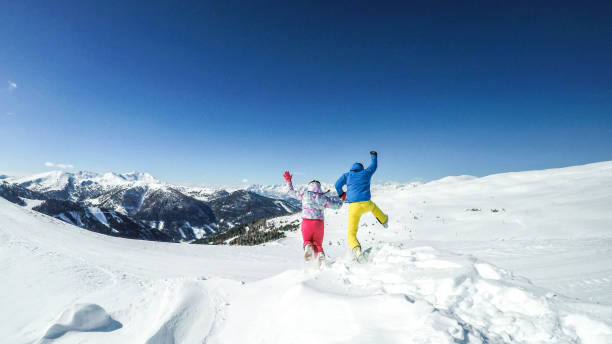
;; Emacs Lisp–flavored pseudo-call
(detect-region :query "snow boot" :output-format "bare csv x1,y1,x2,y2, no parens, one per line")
318,252,325,261
352,246,373,263
317,252,326,266
377,214,389,229
304,244,314,261
352,246,362,260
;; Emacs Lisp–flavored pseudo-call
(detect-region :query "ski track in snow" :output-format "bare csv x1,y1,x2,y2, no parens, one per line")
2,161,612,343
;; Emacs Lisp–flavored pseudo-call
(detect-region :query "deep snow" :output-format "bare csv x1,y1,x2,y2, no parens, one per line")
1,161,612,343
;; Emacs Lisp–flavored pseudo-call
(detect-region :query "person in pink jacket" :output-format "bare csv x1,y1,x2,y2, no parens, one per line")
283,171,344,262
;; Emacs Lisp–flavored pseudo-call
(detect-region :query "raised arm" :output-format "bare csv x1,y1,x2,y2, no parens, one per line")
334,173,348,196
365,151,378,176
284,171,303,200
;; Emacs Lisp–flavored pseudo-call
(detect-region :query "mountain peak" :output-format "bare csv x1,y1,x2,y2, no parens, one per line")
9,170,163,192
119,172,159,183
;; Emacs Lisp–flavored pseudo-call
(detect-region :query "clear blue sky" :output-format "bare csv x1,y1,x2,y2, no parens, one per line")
1,1,611,185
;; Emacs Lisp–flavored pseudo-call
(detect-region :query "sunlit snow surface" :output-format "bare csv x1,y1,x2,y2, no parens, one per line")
2,161,612,343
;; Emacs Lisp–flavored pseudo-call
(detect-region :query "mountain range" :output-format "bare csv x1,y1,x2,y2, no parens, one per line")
0,171,301,242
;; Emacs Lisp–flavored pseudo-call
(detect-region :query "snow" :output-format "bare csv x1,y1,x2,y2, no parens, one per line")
73,171,159,187
69,211,84,227
191,226,207,239
243,182,336,199
22,198,45,210
41,303,122,341
135,186,149,212
1,161,612,343
175,185,225,202
10,170,73,192
211,245,612,343
242,181,422,201
370,160,612,240
117,171,159,184
275,200,293,212
58,213,74,225
88,207,109,227
9,170,163,193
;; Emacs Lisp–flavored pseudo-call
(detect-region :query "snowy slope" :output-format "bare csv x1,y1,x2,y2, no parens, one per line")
396,161,612,240
10,170,74,192
0,197,299,343
1,161,612,343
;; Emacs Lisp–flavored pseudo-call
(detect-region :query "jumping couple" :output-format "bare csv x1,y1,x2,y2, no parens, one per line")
283,151,389,263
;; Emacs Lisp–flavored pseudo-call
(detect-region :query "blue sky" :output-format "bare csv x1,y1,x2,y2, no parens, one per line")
1,1,611,185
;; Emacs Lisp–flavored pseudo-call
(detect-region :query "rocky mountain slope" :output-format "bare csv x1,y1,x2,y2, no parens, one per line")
33,199,172,242
0,182,47,206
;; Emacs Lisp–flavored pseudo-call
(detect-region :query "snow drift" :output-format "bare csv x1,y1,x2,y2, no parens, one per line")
41,304,122,341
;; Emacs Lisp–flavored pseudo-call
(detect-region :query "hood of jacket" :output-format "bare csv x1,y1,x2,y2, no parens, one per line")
350,162,364,172
307,181,322,193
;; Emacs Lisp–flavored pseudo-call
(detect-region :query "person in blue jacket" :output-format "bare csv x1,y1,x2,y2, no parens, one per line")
335,151,388,259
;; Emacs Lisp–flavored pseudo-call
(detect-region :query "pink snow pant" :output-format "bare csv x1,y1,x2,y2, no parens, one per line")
301,219,324,254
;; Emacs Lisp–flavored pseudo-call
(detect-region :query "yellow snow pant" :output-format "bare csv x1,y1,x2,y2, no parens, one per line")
348,200,387,250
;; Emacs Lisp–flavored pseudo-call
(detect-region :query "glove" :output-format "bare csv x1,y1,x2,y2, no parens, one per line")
339,193,346,201
370,151,377,156
283,171,292,183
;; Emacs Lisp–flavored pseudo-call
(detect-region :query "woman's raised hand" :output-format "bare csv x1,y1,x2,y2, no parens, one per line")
283,171,292,183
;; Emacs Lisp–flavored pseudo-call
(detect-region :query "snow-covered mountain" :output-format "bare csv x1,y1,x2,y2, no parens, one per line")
9,170,159,189
243,182,336,199
5,171,147,204
244,181,422,201
1,161,611,343
33,199,172,242
242,183,297,200
242,182,337,209
208,189,300,227
173,185,230,202
0,181,47,206
2,170,299,242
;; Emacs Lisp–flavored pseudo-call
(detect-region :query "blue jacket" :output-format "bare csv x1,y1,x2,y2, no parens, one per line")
335,154,377,203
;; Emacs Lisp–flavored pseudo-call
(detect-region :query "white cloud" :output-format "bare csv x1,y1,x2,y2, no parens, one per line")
45,162,74,169
242,179,249,183
8,81,17,91
6,112,14,116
